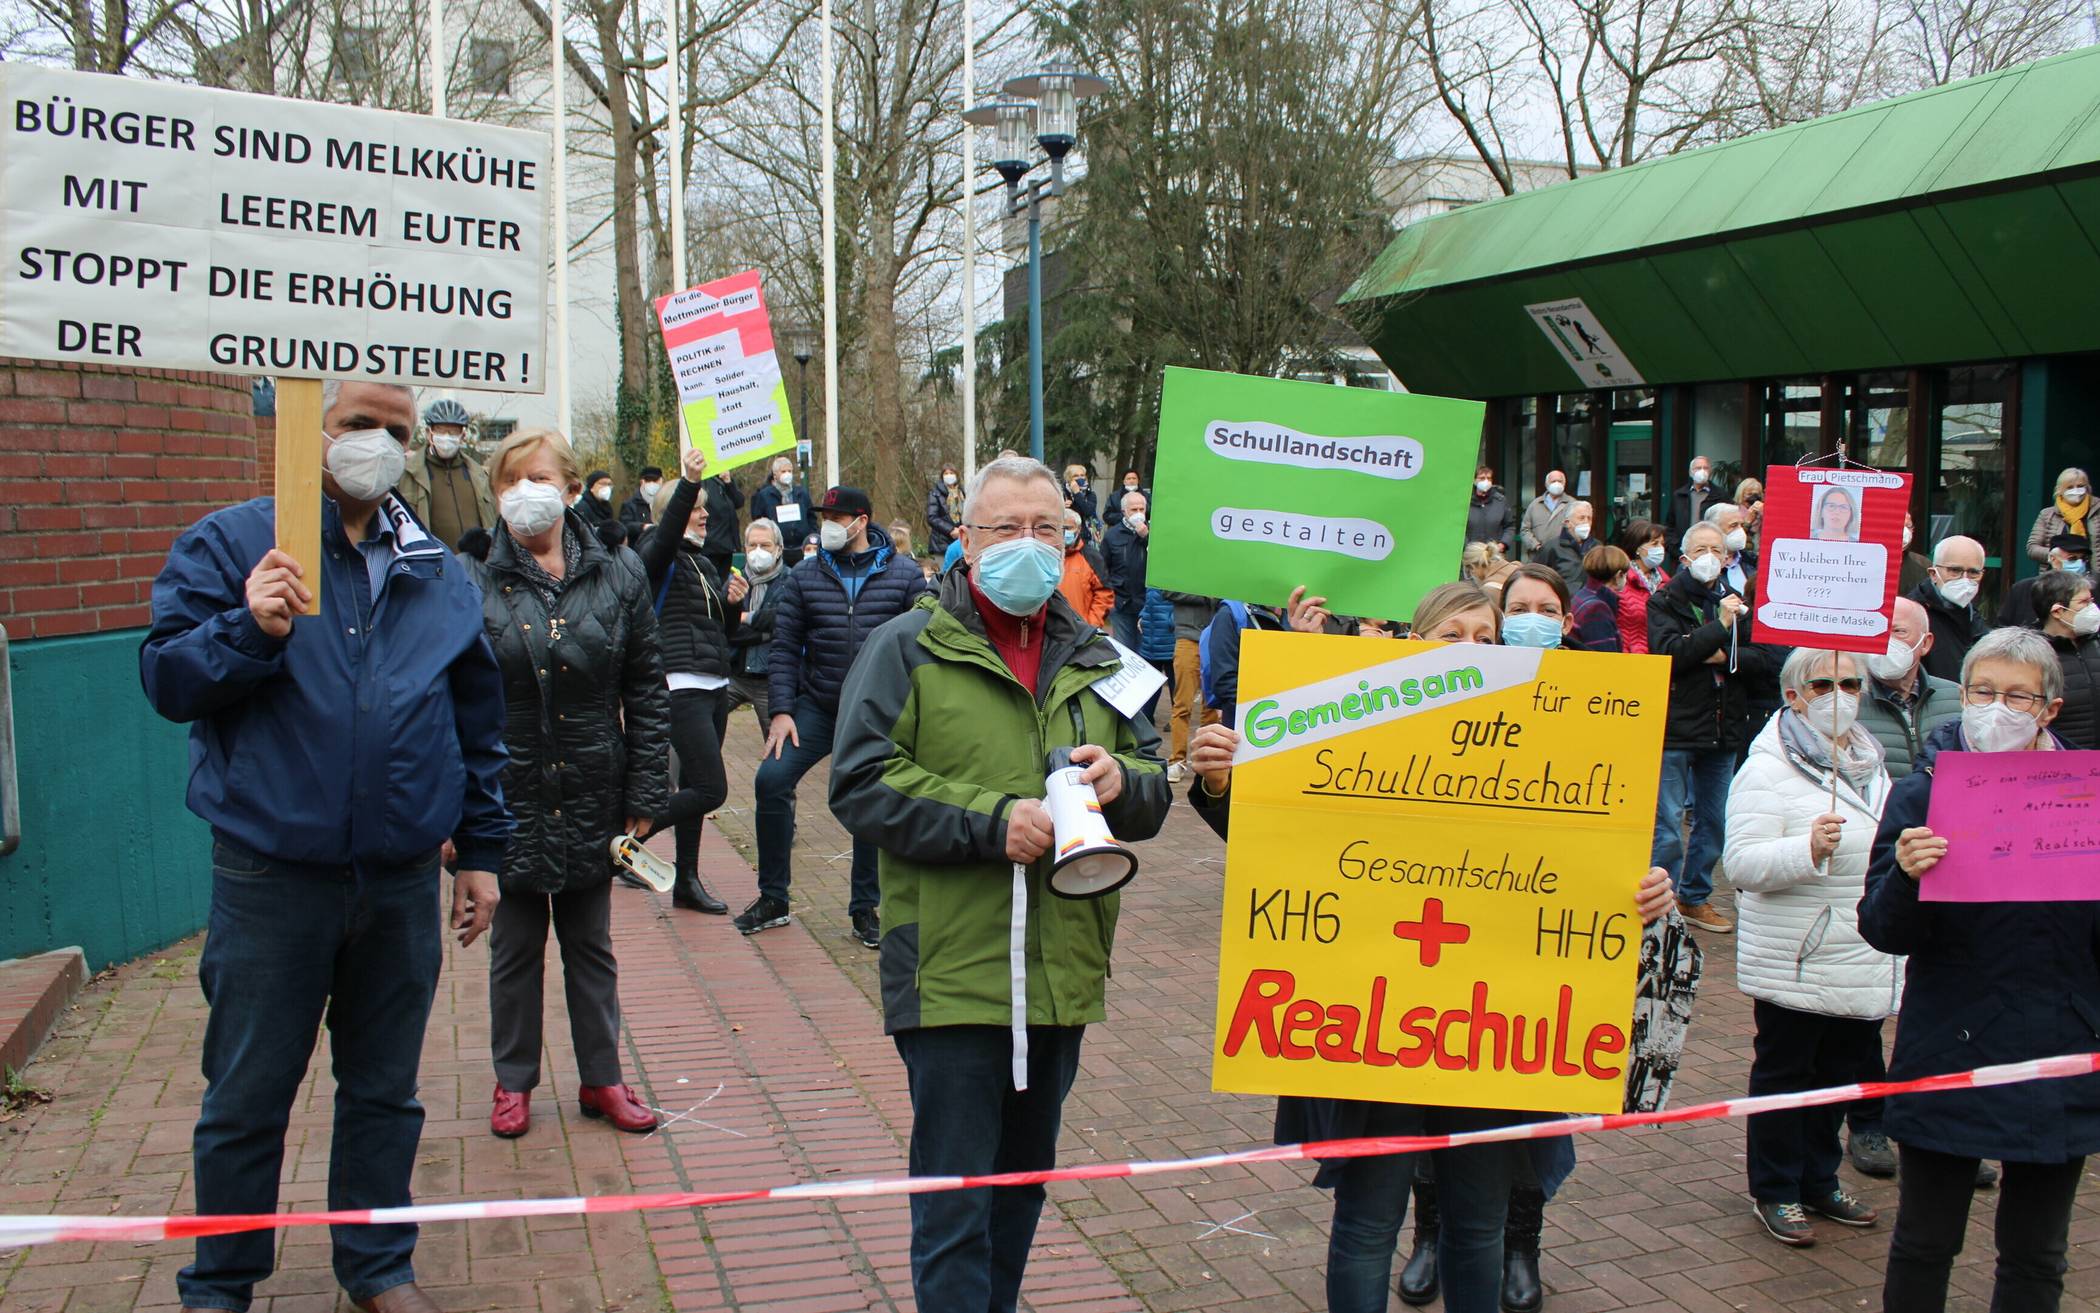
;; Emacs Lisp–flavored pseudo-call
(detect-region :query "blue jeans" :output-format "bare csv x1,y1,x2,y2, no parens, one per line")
1110,606,1140,652
894,1025,1085,1313
178,836,443,1311
1325,1106,1521,1313
1652,747,1734,906
755,698,877,914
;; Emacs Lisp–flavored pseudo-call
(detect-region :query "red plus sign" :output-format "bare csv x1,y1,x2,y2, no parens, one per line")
1392,898,1472,967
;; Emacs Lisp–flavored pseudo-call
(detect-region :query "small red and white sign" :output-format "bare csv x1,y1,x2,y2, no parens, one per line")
1751,465,1911,653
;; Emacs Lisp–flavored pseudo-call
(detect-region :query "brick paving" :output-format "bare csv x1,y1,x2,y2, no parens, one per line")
2,700,2098,1311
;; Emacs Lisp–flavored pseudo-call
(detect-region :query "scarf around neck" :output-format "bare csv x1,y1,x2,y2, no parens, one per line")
1778,706,1885,799
2058,493,2090,538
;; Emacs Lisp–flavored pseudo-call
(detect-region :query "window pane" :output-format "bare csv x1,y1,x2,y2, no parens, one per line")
1552,392,1595,502
1935,364,2012,612
1608,389,1656,529
1765,379,1822,469
1853,371,1909,469
1692,383,1747,499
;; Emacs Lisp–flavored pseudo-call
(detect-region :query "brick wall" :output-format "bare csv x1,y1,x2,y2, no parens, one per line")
0,361,259,639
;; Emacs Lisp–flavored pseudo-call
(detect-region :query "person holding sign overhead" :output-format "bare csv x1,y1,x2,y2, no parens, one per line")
142,379,509,1313
827,456,1170,1313
1859,627,2094,1313
1185,586,1674,1313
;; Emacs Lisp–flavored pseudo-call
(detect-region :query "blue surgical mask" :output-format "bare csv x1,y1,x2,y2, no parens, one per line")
1643,545,1666,569
2064,558,2088,575
1063,529,1078,546
1500,613,1564,649
973,537,1063,616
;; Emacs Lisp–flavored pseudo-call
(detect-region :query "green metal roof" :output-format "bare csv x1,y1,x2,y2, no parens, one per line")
1344,46,2100,398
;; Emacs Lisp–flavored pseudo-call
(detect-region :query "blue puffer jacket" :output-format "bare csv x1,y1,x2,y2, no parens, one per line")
1138,588,1176,662
767,524,931,715
140,496,512,872
1859,718,2100,1163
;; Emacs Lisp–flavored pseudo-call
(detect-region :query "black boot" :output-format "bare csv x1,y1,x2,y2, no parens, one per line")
1501,1183,1544,1313
1398,1174,1439,1307
672,868,727,914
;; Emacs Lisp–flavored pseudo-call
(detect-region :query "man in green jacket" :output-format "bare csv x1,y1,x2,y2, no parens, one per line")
830,456,1171,1312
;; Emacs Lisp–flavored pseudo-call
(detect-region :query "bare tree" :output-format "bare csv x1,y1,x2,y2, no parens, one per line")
1887,0,2090,85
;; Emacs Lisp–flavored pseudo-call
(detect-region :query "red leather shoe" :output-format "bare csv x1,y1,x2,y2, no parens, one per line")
579,1083,658,1133
491,1086,530,1138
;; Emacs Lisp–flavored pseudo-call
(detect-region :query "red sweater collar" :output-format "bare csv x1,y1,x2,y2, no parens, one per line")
968,573,1049,642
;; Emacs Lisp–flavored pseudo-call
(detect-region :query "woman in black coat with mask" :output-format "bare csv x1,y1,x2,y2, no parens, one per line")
466,428,670,1140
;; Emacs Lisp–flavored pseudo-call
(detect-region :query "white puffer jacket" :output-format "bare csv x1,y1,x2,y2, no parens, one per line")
1724,715,1903,1019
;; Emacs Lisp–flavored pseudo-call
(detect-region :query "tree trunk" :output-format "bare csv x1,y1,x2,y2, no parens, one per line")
594,0,652,457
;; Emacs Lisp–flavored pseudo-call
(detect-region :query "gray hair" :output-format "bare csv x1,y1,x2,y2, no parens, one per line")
320,378,415,419
1960,626,2064,705
1680,520,1725,555
1780,647,1860,697
962,455,1061,522
1932,534,1984,566
1121,489,1148,513
1701,502,1739,525
744,516,782,548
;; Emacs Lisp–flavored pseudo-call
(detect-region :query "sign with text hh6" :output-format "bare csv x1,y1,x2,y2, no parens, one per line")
1147,368,1482,622
0,63,550,390
1212,630,1668,1114
654,269,797,474
1750,465,1910,654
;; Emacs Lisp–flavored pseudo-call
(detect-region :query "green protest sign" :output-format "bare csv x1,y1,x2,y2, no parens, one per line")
1145,367,1484,621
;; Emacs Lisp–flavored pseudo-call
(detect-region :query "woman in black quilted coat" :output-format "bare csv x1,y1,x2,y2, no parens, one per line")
466,428,670,1139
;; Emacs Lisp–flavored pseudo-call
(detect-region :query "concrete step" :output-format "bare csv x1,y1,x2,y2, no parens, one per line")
0,947,87,1078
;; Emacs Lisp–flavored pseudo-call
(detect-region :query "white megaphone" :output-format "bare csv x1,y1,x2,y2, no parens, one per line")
1043,747,1138,899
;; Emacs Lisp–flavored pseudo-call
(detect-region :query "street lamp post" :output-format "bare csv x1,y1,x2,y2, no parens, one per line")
964,64,1106,465
788,326,816,481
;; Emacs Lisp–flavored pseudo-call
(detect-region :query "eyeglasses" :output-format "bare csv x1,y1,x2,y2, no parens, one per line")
1933,565,1986,580
1804,677,1864,695
1961,684,2046,712
964,521,1063,545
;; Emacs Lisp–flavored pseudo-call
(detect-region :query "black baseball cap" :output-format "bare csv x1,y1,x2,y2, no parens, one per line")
819,486,873,518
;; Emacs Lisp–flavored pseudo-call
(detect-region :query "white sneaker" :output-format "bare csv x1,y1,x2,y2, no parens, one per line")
1167,761,1188,784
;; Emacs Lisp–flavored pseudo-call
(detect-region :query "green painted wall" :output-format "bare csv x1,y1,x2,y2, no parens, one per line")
1,628,210,969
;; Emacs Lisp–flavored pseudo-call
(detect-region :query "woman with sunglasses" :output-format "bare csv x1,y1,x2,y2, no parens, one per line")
1722,648,1897,1247
1862,627,2095,1313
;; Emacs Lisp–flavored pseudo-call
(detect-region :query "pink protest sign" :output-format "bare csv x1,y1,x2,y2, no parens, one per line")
1920,750,2100,902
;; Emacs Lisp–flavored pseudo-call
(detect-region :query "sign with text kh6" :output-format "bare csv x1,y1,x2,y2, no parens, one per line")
0,63,551,390
1751,465,1910,654
653,269,798,475
1146,367,1482,623
1212,631,1671,1114
1920,750,2100,903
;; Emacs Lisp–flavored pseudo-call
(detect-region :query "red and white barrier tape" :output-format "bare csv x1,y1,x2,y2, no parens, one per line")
5,1052,2094,1249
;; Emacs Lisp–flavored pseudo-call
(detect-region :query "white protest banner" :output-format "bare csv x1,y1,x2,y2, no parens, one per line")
0,64,550,391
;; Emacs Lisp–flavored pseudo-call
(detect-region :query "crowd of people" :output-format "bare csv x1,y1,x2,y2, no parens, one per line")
139,388,2095,1313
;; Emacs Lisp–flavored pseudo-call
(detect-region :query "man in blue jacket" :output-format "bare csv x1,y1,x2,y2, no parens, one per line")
742,485,929,946
141,379,510,1313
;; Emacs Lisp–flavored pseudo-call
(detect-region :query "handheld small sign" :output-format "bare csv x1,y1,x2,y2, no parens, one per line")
1750,465,1911,654
653,269,798,474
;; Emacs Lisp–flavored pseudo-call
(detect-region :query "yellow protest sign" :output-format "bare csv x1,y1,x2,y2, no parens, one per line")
1211,631,1671,1114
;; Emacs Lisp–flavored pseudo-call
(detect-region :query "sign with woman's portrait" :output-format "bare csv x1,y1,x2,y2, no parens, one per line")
1752,465,1911,652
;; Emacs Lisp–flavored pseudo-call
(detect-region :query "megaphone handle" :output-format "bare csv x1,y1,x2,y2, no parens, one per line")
1009,861,1031,1092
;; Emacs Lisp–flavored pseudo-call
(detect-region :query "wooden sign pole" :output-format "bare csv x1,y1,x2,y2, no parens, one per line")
274,377,325,616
